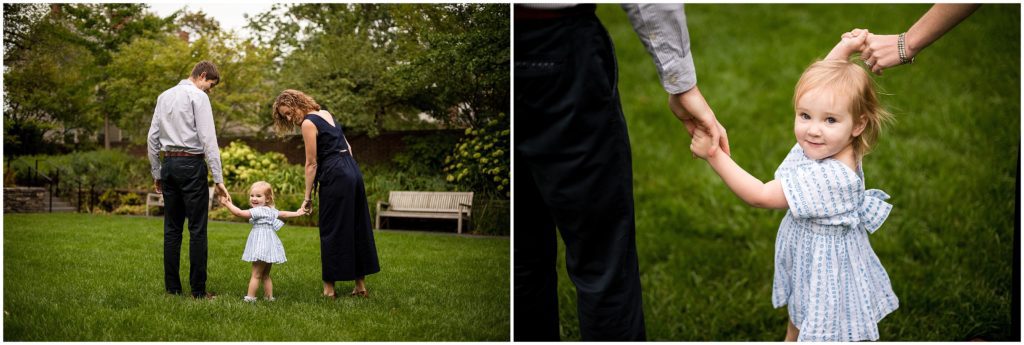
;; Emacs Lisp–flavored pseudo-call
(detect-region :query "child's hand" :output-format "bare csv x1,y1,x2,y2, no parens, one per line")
839,28,869,55
826,28,869,61
219,195,231,205
689,128,713,160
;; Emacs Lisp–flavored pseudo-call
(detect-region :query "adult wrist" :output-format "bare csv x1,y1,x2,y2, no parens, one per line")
898,32,915,65
903,31,921,59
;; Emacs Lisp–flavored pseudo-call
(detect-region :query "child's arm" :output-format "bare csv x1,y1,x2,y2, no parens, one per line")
219,195,251,218
277,208,307,218
691,130,788,209
825,28,869,61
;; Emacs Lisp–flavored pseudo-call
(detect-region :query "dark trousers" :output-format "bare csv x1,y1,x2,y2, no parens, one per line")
161,156,209,296
514,9,646,341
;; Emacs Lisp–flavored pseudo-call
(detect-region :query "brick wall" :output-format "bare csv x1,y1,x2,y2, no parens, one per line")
4,187,46,213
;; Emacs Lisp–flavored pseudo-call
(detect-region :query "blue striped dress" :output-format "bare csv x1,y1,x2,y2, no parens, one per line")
241,206,287,263
772,144,898,341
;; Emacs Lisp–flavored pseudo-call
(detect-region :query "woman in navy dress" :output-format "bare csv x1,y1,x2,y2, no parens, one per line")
271,89,380,298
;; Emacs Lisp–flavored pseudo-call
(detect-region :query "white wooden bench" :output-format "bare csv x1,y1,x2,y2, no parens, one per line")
375,191,473,234
147,187,215,216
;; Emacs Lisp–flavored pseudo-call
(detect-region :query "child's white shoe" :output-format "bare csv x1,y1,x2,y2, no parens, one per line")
243,296,258,302
265,296,276,302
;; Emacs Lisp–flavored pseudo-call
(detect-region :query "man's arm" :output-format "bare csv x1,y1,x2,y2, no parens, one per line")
623,4,730,158
193,93,228,197
621,4,695,95
148,96,163,193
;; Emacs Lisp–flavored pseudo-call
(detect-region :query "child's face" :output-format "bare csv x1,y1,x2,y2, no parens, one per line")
249,189,269,207
793,87,864,160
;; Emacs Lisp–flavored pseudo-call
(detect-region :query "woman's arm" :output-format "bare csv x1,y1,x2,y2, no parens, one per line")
220,196,252,218
904,4,980,57
300,120,318,213
861,4,980,74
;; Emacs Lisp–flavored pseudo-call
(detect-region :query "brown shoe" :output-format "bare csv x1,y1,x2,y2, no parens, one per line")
192,292,217,300
350,289,369,298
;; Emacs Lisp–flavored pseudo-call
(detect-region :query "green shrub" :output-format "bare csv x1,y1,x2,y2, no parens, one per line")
392,133,461,174
97,190,119,212
208,207,234,222
119,192,142,206
6,150,150,190
443,113,509,199
112,204,146,215
220,141,305,195
470,199,510,236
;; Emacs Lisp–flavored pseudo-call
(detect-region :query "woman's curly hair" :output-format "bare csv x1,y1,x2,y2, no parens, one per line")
271,89,320,135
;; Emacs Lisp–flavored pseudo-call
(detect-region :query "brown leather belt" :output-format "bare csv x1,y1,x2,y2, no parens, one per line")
514,4,596,21
164,151,204,158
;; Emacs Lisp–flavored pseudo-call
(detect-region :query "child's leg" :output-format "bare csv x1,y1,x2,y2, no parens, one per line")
262,264,273,298
248,261,266,298
785,318,799,342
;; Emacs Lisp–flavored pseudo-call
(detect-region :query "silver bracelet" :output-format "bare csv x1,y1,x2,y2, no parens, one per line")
898,32,914,65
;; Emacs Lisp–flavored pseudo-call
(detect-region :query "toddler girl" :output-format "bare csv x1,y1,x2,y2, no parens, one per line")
220,181,306,302
690,29,897,341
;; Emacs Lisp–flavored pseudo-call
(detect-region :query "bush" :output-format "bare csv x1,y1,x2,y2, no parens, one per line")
220,141,305,195
5,150,150,191
392,133,461,174
98,190,119,211
112,204,146,215
119,192,142,206
470,199,510,236
208,207,234,222
444,113,509,199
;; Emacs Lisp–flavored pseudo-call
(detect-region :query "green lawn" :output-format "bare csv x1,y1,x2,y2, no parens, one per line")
552,4,1018,341
3,213,509,341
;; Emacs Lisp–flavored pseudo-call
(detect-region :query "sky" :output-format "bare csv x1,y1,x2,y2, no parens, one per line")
146,2,277,38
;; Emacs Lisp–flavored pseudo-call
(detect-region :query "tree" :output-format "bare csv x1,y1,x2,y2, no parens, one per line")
3,3,172,154
103,10,279,143
247,4,509,135
391,4,510,128
3,5,101,155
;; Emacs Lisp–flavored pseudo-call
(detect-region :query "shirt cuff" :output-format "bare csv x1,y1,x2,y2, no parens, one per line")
662,52,697,94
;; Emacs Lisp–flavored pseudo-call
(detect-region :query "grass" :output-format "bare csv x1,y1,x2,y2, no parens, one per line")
551,4,1018,341
3,213,509,341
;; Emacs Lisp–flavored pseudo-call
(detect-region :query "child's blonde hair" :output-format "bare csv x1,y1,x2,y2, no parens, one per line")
250,181,275,207
793,60,892,159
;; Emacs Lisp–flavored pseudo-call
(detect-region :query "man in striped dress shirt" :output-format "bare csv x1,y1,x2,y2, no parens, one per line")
147,61,230,299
